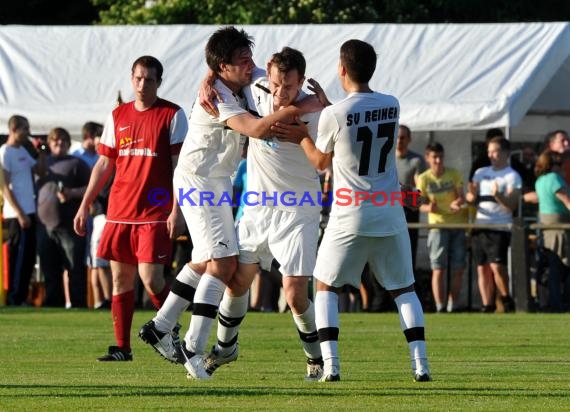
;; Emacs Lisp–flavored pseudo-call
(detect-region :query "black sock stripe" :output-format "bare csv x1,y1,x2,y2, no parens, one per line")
170,279,195,301
217,334,238,348
307,356,323,366
298,329,319,343
218,313,245,328
192,303,218,319
404,327,425,342
318,327,339,342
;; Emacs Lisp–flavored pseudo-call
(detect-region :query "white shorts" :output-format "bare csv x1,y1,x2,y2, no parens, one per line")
174,169,239,262
90,214,109,268
314,226,414,290
238,206,319,276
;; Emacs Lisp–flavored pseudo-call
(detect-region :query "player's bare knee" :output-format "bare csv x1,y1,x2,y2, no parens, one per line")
111,272,133,293
188,261,207,274
287,295,310,315
226,275,251,296
284,285,310,314
208,256,237,283
137,273,162,294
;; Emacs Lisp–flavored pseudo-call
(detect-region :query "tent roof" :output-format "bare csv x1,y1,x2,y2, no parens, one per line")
1,23,569,135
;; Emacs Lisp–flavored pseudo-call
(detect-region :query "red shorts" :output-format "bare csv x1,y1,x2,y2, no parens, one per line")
97,222,172,265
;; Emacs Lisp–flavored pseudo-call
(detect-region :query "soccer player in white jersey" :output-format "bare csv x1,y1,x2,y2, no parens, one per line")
138,27,316,379
199,47,327,380
273,39,431,382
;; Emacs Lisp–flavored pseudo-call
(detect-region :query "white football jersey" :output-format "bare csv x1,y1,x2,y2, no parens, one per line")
243,76,322,214
177,79,248,178
316,91,407,236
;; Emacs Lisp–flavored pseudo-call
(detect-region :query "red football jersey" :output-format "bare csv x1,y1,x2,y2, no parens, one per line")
99,98,188,223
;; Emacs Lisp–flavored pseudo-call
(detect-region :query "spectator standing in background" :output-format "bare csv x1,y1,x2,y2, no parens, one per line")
88,174,113,310
470,128,528,193
71,121,112,309
534,151,570,312
73,55,188,361
36,127,90,308
469,129,502,180
543,130,570,185
0,115,46,305
523,130,569,206
72,122,102,169
417,142,467,313
396,124,426,272
467,136,521,313
85,129,114,310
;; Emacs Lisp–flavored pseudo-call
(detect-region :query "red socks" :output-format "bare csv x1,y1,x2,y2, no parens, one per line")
111,290,135,352
111,285,169,352
148,284,170,309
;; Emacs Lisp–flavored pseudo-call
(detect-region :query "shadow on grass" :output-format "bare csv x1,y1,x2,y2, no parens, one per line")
2,384,570,399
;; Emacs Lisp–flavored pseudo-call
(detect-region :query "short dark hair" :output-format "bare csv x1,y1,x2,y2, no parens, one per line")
205,26,254,74
8,114,28,131
489,136,510,152
399,124,411,138
269,47,306,78
82,122,103,139
425,142,444,154
485,128,504,141
340,39,377,83
132,56,163,82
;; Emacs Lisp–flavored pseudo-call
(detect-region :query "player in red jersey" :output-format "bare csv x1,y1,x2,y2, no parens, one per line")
74,56,188,361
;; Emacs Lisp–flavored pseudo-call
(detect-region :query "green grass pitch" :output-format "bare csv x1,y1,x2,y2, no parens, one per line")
0,308,569,411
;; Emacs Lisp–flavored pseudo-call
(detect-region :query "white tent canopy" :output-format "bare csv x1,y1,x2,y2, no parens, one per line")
1,22,569,135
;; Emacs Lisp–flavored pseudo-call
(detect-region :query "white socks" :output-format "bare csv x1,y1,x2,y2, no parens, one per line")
154,264,201,332
292,300,321,360
315,291,340,372
184,274,226,354
216,290,249,355
394,291,429,373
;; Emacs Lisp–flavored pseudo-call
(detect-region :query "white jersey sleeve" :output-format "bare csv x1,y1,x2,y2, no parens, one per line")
315,107,339,154
169,108,189,145
176,80,247,178
100,112,116,150
215,80,248,123
243,66,269,116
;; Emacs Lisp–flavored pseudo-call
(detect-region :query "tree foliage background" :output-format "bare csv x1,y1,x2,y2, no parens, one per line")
92,0,570,24
1,0,570,25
